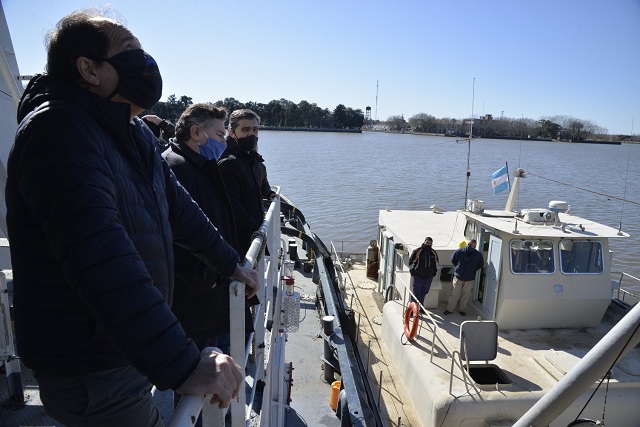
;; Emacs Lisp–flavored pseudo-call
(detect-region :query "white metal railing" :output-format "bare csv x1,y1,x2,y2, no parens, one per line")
331,242,357,303
169,189,286,427
331,239,369,264
611,271,640,306
394,270,480,395
332,244,480,397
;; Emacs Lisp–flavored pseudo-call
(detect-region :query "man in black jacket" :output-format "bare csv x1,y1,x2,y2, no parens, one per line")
409,237,439,309
218,109,267,257
6,11,258,426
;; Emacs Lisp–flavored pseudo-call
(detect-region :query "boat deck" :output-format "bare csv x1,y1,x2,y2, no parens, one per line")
339,261,422,426
283,251,421,426
381,293,640,426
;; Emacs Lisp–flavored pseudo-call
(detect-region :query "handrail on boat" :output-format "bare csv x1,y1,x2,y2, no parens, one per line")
611,270,640,305
396,275,454,355
396,272,482,395
168,189,285,427
331,239,370,263
336,250,482,398
331,242,356,298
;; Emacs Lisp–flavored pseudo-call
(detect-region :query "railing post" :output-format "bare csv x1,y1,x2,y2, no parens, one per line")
228,279,246,426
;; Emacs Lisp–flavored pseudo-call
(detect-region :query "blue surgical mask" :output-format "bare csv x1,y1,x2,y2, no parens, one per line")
198,130,226,160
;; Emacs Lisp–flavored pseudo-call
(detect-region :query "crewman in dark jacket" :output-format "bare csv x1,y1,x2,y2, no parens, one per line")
5,11,258,426
409,237,439,308
444,239,484,316
218,109,266,257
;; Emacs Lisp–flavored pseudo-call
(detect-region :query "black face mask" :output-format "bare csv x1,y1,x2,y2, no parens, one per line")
104,49,162,110
236,134,258,152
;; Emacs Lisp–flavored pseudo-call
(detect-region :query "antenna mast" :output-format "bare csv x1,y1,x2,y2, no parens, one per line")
463,78,475,209
375,80,379,121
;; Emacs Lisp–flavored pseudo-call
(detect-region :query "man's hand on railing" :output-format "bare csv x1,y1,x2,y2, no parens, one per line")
230,265,260,299
175,347,243,408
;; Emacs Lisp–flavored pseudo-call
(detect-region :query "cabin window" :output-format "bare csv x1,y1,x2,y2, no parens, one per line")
510,239,555,274
559,240,603,274
464,221,477,241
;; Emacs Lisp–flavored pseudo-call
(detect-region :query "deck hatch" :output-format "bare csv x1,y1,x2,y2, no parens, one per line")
459,320,512,386
460,320,498,361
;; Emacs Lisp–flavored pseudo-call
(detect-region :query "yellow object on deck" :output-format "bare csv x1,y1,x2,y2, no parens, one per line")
329,380,341,411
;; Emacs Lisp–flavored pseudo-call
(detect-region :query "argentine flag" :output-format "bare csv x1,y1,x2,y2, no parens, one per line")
491,164,510,195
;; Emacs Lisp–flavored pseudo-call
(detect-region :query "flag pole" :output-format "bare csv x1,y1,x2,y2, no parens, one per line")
505,161,510,191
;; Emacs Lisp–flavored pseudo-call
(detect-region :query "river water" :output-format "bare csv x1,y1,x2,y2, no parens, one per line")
259,131,640,280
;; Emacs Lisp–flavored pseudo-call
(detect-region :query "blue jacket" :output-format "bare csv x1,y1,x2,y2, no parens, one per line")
451,245,484,281
6,74,239,390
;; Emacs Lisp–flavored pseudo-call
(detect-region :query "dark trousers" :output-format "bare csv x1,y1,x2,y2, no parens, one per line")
412,275,434,307
36,364,162,427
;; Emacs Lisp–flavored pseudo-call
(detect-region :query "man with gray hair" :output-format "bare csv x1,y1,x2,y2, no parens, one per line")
164,103,240,351
6,10,258,426
164,103,253,420
173,103,228,160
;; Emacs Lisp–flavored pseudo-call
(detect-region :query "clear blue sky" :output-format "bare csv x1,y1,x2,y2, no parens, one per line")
4,0,640,134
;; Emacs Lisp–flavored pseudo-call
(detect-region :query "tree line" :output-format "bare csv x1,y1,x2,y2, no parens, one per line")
384,113,638,142
148,96,365,130
148,96,636,142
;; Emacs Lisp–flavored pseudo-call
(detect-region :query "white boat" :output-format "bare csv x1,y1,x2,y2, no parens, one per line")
375,167,640,426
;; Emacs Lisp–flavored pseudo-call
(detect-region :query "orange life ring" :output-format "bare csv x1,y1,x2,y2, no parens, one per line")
403,302,420,341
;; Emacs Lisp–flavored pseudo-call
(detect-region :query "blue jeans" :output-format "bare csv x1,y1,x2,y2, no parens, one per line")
412,275,433,307
36,365,162,427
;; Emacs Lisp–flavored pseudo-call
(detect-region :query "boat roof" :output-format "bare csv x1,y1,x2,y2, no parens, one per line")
379,209,467,251
379,208,628,252
467,208,629,239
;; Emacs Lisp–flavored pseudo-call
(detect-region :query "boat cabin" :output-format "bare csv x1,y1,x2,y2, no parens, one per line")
377,200,628,330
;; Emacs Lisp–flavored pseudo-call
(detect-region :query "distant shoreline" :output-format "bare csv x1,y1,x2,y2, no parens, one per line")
260,127,361,133
258,127,635,143
364,129,630,144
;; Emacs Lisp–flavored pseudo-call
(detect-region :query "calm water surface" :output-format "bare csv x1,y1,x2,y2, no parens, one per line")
259,131,640,280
